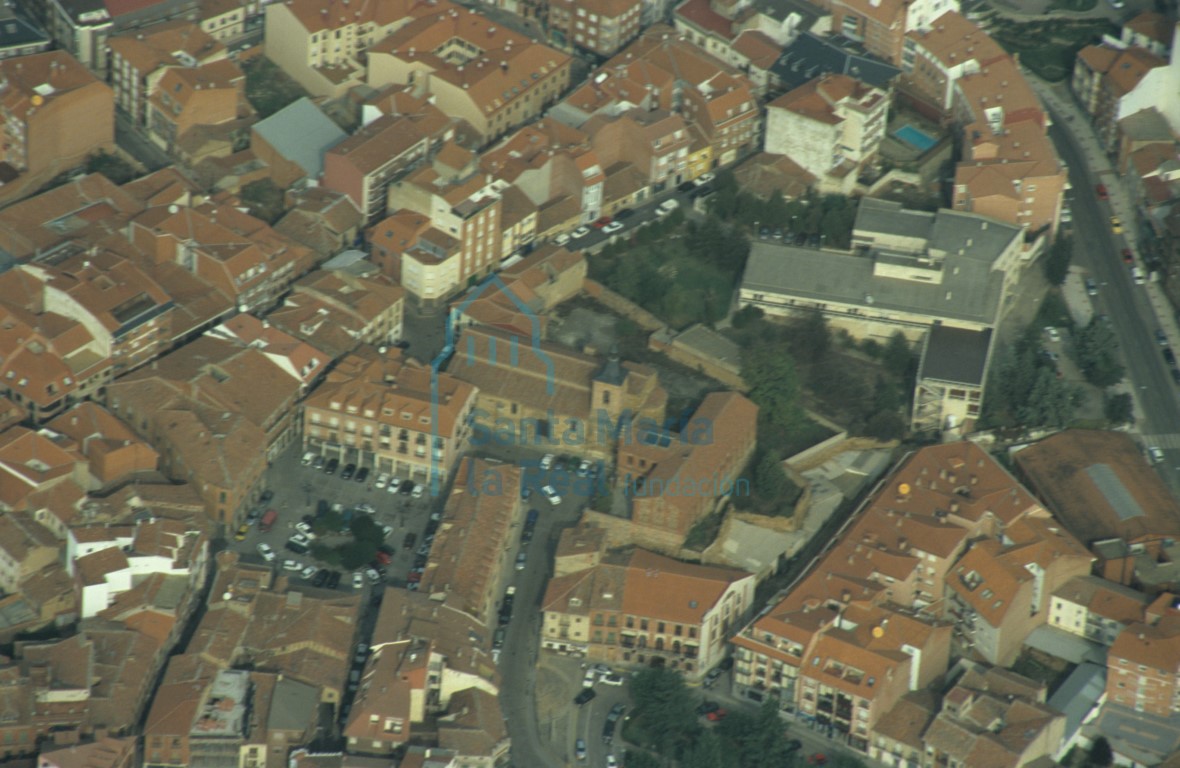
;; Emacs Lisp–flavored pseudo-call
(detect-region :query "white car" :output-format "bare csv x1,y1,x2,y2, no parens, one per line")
540,453,555,470
411,483,424,499
282,559,302,572
295,521,315,537
257,543,275,562
375,472,390,489
553,233,571,246
1044,326,1061,343
693,172,715,186
606,756,618,768
657,199,680,216
381,525,394,539
352,572,364,589
602,221,624,234
356,503,375,515
301,565,317,580
387,478,401,494
600,673,625,686
541,485,562,506
582,669,597,688
1149,446,1166,464
577,459,593,477
365,568,382,584
572,226,591,239
301,451,316,466
289,533,311,547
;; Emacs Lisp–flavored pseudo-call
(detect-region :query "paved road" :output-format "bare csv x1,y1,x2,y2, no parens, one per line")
1037,87,1180,490
114,109,172,173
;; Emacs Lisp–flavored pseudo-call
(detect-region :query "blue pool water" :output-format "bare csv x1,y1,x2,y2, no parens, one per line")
893,124,938,152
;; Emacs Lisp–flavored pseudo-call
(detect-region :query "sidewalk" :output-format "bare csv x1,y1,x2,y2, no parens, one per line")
1029,74,1180,426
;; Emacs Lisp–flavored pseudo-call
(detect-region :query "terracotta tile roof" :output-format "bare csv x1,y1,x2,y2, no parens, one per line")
421,457,520,622
75,546,131,587
1077,44,1120,73
956,58,1045,131
1110,618,1180,672
873,690,939,748
0,51,106,129
948,540,1031,627
907,11,1007,68
108,19,224,75
144,653,219,736
1125,11,1173,45
732,30,782,69
281,0,449,35
620,549,750,625
437,687,507,758
675,0,735,39
208,313,328,387
1105,46,1166,97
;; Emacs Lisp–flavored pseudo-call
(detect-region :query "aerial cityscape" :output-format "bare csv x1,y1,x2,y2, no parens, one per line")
0,0,1176,765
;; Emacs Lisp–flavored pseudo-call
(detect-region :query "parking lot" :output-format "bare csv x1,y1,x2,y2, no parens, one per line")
230,440,444,593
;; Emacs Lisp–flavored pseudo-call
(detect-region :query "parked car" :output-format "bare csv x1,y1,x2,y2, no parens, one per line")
295,521,314,536
365,568,381,584
593,216,613,228
614,208,634,220
1085,277,1098,296
301,565,317,580
540,453,555,470
312,570,329,587
341,463,356,480
289,533,311,547
399,480,415,496
574,688,596,705
282,559,302,572
403,532,418,550
1043,326,1061,343
355,467,370,484
411,483,424,499
257,543,275,562
657,199,680,216
326,571,341,589
375,472,390,489
515,552,527,571
1150,446,1166,464
1110,215,1123,234
694,172,715,186
324,458,339,475
575,739,587,761
1158,329,1169,346
600,673,625,687
582,669,597,688
541,485,562,506
572,226,591,239
352,572,365,589
553,233,571,246
234,524,249,541
259,489,273,504
602,221,624,234
301,451,316,466
1164,347,1176,366
285,540,309,555
703,667,723,688
1096,183,1109,199
1123,247,1135,264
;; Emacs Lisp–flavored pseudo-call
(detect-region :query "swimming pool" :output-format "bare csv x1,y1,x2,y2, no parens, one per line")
893,124,939,152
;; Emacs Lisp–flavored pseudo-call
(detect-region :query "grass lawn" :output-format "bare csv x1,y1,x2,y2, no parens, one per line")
243,57,310,118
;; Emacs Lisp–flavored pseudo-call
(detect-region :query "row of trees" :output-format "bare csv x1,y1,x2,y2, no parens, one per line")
705,172,860,249
622,668,866,768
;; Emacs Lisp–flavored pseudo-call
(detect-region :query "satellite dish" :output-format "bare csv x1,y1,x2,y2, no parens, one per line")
168,204,179,214
30,94,43,106
871,625,885,639
222,592,232,601
898,483,911,495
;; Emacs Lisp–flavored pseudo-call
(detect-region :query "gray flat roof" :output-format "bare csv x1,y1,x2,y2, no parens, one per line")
1048,662,1105,738
855,198,935,241
252,98,347,179
1086,463,1147,521
919,326,992,385
741,244,1005,327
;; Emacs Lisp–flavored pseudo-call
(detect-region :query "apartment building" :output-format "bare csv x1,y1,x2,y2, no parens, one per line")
765,73,889,193
18,0,198,71
0,6,50,62
197,0,248,42
128,200,317,313
480,118,605,226
911,325,994,436
740,198,1025,342
446,327,667,462
302,346,477,484
1049,575,1154,646
0,511,59,593
1121,10,1173,57
322,106,454,221
145,58,248,152
589,109,693,190
870,665,1065,768
0,50,114,180
731,442,1054,746
1106,604,1180,717
559,28,761,169
1073,42,1167,149
274,187,364,258
951,57,1066,244
900,11,1007,112
39,738,137,768
366,8,573,144
250,97,346,187
345,587,500,756
107,20,226,126
830,0,959,65
266,268,405,360
373,169,504,307
548,0,643,57
421,457,522,623
543,546,755,680
263,0,447,97
451,244,586,337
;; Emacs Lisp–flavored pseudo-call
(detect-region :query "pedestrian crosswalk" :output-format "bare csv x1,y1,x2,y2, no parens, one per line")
1143,433,1180,450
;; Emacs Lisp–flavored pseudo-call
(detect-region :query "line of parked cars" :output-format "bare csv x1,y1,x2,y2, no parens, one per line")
301,452,425,498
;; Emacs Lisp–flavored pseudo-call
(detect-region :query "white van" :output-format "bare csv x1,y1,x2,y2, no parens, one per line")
1131,266,1146,285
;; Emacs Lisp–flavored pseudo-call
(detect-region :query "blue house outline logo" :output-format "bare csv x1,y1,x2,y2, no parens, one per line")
429,274,555,496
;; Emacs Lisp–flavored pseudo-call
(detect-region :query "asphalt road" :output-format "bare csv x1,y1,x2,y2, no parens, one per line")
114,108,172,173
1045,118,1180,488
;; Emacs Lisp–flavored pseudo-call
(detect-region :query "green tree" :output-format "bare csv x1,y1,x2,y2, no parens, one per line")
1018,367,1080,428
731,305,763,329
742,347,803,429
863,409,907,441
683,729,729,768
85,150,137,184
1075,316,1125,387
630,668,699,757
240,178,287,224
792,312,830,364
1104,392,1134,425
1086,736,1114,768
883,332,915,380
754,450,791,501
621,750,663,768
1043,236,1074,286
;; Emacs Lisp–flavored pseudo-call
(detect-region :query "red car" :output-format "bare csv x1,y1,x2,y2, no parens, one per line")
808,755,828,766
1096,183,1109,200
374,550,392,566
406,570,422,583
1123,247,1134,264
592,216,613,229
705,708,727,722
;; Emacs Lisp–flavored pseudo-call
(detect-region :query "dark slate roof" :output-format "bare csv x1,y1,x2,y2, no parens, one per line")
0,7,50,50
771,33,900,91
919,326,993,386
